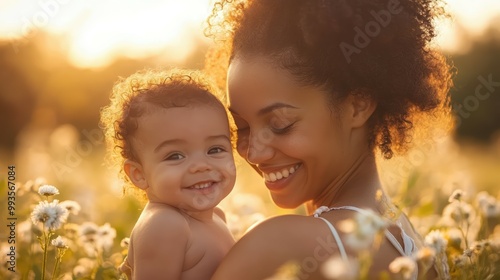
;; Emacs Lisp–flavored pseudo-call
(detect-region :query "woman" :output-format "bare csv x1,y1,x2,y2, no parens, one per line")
205,0,452,279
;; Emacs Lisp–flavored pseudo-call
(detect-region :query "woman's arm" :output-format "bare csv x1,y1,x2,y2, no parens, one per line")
212,215,337,280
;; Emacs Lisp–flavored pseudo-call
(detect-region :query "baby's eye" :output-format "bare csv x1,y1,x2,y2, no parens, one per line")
208,147,226,154
165,153,185,161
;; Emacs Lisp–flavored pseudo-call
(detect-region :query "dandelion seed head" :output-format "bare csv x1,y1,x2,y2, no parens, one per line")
425,230,448,253
120,237,130,248
341,210,387,251
73,265,89,278
442,201,475,225
389,256,417,280
79,222,99,236
59,200,81,215
51,236,69,248
448,189,465,203
30,200,69,230
472,241,485,254
321,256,358,280
415,247,436,268
476,191,500,218
38,184,60,196
23,177,47,193
98,223,117,251
355,209,387,237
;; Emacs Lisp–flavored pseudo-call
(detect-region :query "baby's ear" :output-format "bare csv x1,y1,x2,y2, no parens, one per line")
347,90,377,128
124,159,148,190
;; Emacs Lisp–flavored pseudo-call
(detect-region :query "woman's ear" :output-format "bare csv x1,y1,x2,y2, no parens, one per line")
347,91,377,128
124,159,148,190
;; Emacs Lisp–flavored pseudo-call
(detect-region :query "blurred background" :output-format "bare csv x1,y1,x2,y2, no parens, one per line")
0,0,499,257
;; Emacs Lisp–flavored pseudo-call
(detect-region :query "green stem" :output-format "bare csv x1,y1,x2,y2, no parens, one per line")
51,254,60,280
41,231,48,280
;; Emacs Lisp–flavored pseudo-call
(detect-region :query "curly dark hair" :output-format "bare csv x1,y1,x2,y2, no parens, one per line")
205,0,453,159
100,69,228,197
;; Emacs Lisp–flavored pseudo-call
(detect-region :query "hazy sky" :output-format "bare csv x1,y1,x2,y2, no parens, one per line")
0,0,498,68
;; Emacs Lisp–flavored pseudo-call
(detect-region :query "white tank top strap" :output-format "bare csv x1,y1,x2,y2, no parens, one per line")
313,205,417,258
314,205,419,280
316,217,349,261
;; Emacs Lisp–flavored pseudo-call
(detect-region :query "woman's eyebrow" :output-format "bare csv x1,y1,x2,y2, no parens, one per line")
258,103,298,116
228,103,298,116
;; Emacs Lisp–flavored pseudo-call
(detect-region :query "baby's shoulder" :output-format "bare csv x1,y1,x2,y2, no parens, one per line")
134,204,190,236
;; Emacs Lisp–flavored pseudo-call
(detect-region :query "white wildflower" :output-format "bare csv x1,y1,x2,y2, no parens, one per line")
38,184,60,196
425,230,448,253
448,189,465,203
340,209,387,251
120,237,130,248
59,200,81,215
30,200,69,230
442,200,475,225
22,177,47,193
78,222,99,256
471,240,487,254
79,222,99,237
389,256,417,280
73,260,94,279
51,236,69,249
321,256,359,280
98,223,117,251
475,191,500,218
415,246,436,269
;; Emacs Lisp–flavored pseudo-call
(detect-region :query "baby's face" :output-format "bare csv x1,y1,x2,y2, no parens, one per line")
132,105,235,212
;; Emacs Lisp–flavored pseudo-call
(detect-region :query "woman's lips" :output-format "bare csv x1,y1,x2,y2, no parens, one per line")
261,164,302,191
262,164,301,183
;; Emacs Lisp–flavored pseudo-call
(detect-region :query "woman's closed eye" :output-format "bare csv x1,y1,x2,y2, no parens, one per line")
270,121,296,135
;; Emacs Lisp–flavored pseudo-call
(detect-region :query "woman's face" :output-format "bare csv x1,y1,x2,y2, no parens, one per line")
227,56,360,208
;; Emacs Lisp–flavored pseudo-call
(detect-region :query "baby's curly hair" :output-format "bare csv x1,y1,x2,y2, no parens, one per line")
100,69,228,197
205,0,454,159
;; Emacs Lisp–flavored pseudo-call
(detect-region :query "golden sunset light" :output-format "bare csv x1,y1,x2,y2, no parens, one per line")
0,1,499,278
0,0,212,68
0,0,498,68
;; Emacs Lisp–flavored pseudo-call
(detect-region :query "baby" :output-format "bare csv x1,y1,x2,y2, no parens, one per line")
100,69,236,279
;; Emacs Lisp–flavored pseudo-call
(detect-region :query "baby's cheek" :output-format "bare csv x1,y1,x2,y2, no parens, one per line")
224,160,237,178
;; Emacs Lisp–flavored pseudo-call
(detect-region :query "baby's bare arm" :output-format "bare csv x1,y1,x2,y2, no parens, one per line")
133,208,189,279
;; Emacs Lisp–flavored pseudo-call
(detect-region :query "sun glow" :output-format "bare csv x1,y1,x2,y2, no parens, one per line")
0,0,499,68
0,0,212,68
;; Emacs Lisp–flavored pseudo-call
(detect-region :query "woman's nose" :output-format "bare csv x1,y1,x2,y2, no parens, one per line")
240,127,275,165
